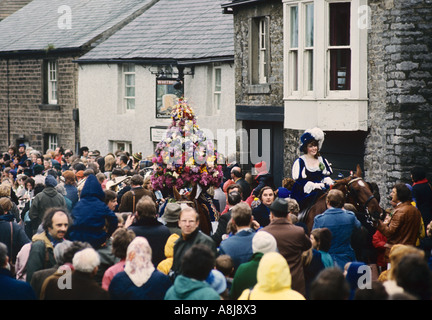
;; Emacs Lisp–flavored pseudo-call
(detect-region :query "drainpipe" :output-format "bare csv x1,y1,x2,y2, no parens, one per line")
6,59,10,146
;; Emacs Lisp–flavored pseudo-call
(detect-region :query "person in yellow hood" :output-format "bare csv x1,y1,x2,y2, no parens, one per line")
157,233,180,275
238,252,305,300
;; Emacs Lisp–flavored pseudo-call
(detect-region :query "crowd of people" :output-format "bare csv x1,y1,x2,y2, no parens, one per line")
0,129,432,301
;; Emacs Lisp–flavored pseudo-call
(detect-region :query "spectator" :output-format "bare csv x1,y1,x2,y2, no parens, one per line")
312,189,361,269
238,252,305,300
354,280,388,300
102,228,136,291
109,237,172,300
157,233,180,275
165,244,220,300
170,207,217,279
125,196,171,267
309,267,350,300
215,254,234,291
0,197,30,268
41,247,109,300
219,202,256,271
62,170,78,209
68,174,118,249
263,197,312,296
310,227,334,268
161,202,182,236
394,253,432,300
374,183,422,265
0,242,35,300
26,207,72,283
118,174,155,213
206,269,228,300
230,230,277,300
252,186,275,228
29,239,72,299
231,167,251,201
211,191,242,246
29,175,66,235
378,244,425,296
104,189,118,212
344,261,368,300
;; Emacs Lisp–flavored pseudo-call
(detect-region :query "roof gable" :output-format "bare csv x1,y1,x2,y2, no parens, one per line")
78,0,234,62
0,0,155,53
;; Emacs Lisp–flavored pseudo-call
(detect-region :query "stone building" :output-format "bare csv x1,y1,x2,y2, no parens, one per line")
222,0,432,204
76,0,235,158
0,0,156,153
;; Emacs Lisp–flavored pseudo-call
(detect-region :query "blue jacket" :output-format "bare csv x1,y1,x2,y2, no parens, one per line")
312,207,361,269
0,268,36,300
109,269,172,300
67,175,118,249
219,228,255,270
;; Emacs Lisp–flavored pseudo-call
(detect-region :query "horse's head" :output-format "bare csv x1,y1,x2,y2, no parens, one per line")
339,165,383,218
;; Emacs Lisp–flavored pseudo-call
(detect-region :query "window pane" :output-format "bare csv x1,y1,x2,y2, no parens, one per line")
125,74,135,86
305,50,313,91
124,64,135,73
290,51,298,91
329,2,350,46
126,86,135,97
215,68,221,91
330,49,351,90
290,6,298,48
126,98,135,110
305,4,314,47
214,93,221,111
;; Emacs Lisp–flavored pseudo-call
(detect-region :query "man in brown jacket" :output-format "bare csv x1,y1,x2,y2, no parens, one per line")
118,174,155,213
262,197,312,296
375,183,422,264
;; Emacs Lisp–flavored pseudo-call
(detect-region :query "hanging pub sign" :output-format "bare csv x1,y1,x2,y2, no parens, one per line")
155,78,183,118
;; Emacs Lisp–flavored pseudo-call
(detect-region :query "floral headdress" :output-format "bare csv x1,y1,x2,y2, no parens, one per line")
151,98,223,192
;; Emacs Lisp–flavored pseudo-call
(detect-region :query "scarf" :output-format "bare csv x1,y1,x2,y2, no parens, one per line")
412,178,429,186
124,236,155,287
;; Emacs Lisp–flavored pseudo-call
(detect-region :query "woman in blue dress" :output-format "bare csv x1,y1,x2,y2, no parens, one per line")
291,128,333,210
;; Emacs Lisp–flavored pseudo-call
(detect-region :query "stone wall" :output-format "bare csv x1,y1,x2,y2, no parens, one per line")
232,0,284,107
0,55,79,154
365,0,432,206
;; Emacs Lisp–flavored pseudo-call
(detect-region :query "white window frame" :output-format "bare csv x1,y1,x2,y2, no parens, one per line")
249,16,269,86
47,61,58,104
111,140,133,154
258,18,268,84
213,67,222,113
123,63,135,111
47,134,58,151
283,0,368,131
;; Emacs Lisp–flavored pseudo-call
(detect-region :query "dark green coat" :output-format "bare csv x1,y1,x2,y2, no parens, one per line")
229,252,263,300
29,187,67,234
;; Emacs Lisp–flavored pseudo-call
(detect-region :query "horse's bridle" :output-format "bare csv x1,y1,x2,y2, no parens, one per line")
347,177,377,214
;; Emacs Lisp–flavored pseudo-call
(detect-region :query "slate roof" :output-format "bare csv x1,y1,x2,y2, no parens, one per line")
0,0,155,54
78,0,234,62
0,0,33,21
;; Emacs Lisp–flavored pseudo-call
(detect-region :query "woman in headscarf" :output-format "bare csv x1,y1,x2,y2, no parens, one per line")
108,237,172,300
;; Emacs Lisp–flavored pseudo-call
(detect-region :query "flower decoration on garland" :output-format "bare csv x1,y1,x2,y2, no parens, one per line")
151,98,223,192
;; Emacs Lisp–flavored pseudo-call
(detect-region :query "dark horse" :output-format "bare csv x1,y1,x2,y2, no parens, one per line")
172,185,215,236
300,165,384,234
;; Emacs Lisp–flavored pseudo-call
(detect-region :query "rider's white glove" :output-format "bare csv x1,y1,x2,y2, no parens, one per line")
304,182,325,194
322,177,334,187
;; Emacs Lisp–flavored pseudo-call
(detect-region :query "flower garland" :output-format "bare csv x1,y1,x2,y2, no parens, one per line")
151,98,223,192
